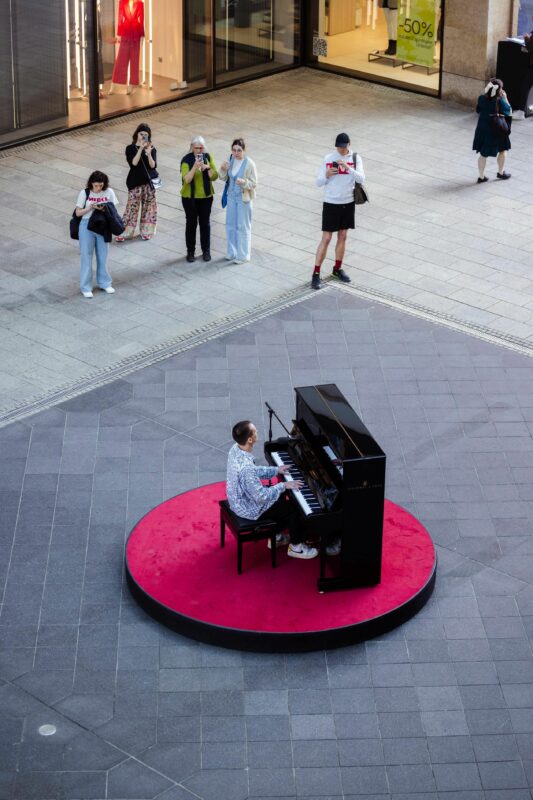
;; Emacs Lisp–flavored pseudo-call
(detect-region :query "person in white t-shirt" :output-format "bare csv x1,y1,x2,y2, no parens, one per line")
75,171,118,298
311,133,365,290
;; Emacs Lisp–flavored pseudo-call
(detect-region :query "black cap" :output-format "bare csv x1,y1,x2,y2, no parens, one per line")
335,132,350,146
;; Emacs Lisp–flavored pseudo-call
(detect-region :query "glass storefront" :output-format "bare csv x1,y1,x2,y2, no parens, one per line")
213,0,300,85
0,0,449,149
0,0,300,148
306,0,443,96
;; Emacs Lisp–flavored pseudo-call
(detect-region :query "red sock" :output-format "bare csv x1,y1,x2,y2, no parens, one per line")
313,265,321,274
333,260,342,273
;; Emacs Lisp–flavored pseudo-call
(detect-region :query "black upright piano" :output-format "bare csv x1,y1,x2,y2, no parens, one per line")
264,384,386,593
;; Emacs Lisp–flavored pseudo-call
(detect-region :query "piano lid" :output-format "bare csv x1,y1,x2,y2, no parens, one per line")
295,384,385,461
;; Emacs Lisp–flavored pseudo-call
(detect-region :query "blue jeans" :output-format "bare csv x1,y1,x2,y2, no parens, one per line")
226,188,252,261
79,217,112,293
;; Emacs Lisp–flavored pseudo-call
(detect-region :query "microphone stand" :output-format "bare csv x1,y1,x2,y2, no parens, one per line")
265,401,291,442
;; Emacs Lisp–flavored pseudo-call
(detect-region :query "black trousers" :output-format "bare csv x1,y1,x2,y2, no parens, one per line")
182,196,213,254
258,493,303,545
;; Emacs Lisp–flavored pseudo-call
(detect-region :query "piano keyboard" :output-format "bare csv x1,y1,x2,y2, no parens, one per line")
271,450,322,516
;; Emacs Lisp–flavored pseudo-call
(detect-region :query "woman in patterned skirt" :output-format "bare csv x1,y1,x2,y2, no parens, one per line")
117,122,157,241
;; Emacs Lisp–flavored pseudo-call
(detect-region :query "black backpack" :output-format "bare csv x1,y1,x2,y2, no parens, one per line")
70,188,90,240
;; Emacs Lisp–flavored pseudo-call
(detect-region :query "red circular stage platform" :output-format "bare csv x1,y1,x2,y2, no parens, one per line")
126,482,436,651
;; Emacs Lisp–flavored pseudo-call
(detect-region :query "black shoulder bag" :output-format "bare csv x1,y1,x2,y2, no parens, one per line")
70,188,89,240
352,153,369,205
490,98,511,139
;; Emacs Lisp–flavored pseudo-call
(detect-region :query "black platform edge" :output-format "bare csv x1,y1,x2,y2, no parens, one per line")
125,552,437,654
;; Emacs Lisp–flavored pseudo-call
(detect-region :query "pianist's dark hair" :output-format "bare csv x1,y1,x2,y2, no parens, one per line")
232,420,253,445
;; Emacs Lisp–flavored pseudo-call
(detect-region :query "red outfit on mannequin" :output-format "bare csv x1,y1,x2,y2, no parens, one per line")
112,0,145,86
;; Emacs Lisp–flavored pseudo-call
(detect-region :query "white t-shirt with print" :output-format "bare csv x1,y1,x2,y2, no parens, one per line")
76,188,118,218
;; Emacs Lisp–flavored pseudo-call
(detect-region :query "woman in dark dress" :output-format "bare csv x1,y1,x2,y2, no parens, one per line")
117,122,158,241
473,78,512,184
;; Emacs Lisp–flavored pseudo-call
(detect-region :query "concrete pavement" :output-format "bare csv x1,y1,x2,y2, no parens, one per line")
1,67,533,418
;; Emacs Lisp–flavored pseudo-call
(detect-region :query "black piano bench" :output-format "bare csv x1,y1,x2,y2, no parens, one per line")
219,500,280,574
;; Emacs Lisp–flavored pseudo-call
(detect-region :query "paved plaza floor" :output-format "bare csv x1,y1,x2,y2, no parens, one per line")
1,68,533,419
3,284,533,799
3,68,533,800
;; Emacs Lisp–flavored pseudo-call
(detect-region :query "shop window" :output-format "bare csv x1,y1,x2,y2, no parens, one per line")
214,0,300,85
309,0,442,96
98,0,208,118
0,0,91,146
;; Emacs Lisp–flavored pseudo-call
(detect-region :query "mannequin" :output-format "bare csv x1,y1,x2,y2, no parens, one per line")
378,0,398,56
110,0,145,94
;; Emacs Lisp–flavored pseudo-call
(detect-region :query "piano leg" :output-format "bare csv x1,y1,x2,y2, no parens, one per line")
270,534,276,569
319,532,327,582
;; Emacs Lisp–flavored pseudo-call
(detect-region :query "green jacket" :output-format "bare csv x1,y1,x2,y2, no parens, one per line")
180,154,218,198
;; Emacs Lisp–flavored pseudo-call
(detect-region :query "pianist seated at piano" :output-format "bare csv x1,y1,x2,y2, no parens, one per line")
226,421,319,560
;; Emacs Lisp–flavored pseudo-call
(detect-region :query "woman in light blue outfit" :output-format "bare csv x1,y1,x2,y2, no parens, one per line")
218,138,258,264
75,171,117,298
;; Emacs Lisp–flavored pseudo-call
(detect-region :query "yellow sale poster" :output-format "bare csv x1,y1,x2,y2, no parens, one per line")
396,0,437,67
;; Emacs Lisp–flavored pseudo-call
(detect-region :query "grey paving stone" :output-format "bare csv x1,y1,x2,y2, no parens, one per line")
478,759,528,790
340,765,389,795
432,762,482,792
330,688,374,713
248,740,293,768
201,715,246,742
294,767,342,797
387,764,437,793
107,758,173,799
157,716,201,742
337,738,383,767
291,714,336,740
288,689,332,714
378,712,424,738
182,768,248,800
249,768,295,797
246,715,291,741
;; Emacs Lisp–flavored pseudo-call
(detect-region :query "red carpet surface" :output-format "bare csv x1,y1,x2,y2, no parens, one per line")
126,482,435,634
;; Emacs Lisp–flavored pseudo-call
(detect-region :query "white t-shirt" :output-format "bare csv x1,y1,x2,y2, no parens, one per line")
316,151,365,205
231,159,242,176
76,188,118,218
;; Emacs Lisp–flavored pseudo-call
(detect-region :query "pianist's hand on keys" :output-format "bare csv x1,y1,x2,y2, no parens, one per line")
285,480,304,491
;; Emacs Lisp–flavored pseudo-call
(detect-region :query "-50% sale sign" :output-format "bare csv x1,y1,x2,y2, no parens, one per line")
396,0,437,67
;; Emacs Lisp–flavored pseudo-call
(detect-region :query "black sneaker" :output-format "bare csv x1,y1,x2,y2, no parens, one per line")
186,252,195,263
497,172,511,180
311,273,322,290
203,251,211,262
477,176,488,184
332,268,351,283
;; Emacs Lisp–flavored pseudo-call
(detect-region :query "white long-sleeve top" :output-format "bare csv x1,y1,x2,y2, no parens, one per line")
316,150,365,204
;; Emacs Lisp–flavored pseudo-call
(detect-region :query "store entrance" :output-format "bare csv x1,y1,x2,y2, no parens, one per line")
306,0,442,96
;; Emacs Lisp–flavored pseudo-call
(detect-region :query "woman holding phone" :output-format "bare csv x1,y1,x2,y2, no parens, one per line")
75,171,117,298
117,122,158,241
218,138,257,264
180,135,218,262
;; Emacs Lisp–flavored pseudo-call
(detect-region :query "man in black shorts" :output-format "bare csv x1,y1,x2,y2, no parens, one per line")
311,133,365,290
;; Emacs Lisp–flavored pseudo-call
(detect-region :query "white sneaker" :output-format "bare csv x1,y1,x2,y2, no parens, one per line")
326,538,341,557
267,532,290,549
101,286,115,294
287,543,318,560
81,291,93,298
